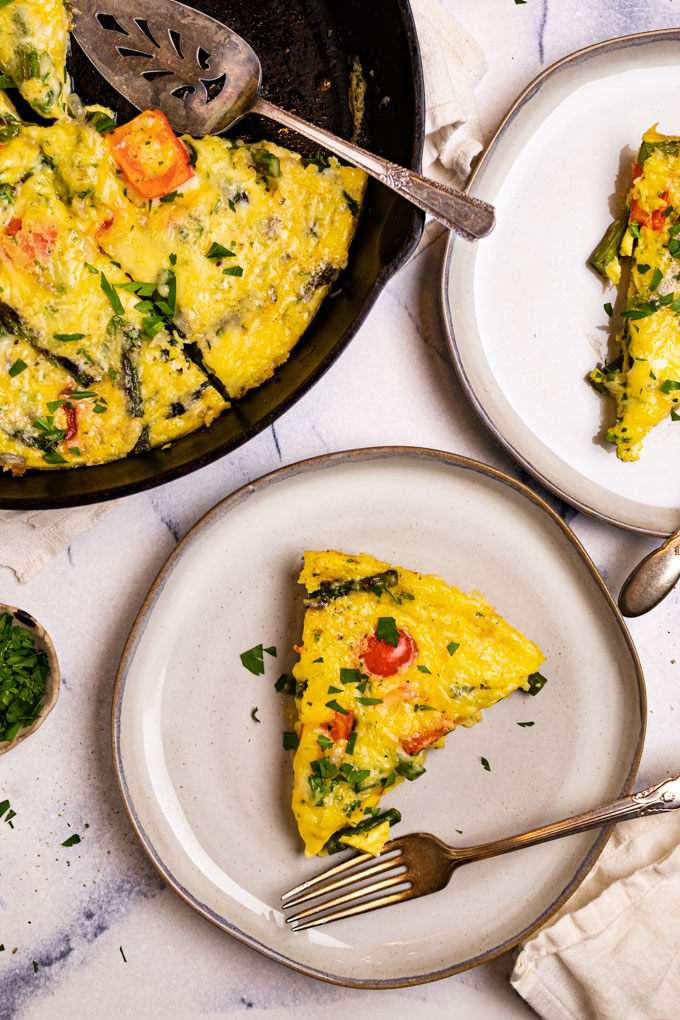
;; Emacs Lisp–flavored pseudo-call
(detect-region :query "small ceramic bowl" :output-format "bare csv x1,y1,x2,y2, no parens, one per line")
0,605,60,755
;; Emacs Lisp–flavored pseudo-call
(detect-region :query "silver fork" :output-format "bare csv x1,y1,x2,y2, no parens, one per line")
282,771,680,930
72,0,495,241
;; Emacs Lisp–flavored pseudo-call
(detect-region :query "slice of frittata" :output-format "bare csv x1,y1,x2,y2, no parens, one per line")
590,126,680,460
290,550,546,857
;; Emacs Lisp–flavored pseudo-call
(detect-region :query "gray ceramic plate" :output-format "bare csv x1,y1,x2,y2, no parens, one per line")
441,30,680,536
112,448,645,987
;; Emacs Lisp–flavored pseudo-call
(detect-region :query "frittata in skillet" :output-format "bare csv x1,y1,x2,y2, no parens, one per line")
0,17,366,472
289,551,546,857
590,126,680,460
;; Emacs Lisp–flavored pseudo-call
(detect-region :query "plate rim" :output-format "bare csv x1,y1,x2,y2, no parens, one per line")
440,28,680,538
111,445,647,988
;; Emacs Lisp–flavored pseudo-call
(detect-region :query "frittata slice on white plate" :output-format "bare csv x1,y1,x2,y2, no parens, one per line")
590,126,680,460
289,551,546,857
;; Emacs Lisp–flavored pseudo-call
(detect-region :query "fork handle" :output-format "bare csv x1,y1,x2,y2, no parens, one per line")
453,773,680,866
251,97,495,242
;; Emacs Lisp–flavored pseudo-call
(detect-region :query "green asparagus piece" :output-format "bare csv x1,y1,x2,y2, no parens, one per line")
305,570,399,608
326,808,402,855
589,209,629,278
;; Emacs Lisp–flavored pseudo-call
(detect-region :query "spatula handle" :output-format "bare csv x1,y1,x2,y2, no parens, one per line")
252,98,495,242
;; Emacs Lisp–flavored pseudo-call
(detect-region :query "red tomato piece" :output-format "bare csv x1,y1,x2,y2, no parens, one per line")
63,403,78,443
402,722,454,756
323,710,355,744
361,629,417,678
630,162,670,230
1,220,57,271
107,110,195,200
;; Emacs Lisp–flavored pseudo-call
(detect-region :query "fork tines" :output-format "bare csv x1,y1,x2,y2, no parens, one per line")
281,842,412,931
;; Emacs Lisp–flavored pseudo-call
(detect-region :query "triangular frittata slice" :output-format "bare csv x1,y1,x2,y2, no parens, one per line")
290,551,545,857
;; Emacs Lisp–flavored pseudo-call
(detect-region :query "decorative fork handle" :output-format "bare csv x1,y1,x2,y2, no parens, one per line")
252,98,495,242
453,773,680,866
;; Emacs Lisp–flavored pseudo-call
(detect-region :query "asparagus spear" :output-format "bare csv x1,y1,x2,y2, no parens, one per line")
305,570,399,608
589,209,629,278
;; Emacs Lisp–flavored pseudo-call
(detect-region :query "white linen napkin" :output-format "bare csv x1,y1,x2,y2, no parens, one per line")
0,0,487,582
510,806,680,1020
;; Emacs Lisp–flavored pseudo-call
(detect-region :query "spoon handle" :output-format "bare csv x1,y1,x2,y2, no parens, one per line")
252,98,495,241
618,531,680,617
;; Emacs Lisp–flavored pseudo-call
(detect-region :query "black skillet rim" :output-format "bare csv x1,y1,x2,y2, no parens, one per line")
0,0,425,509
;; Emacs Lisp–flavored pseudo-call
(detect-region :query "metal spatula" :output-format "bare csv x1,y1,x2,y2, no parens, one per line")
72,0,495,241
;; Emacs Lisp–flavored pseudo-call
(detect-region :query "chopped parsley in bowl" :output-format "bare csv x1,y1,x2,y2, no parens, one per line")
0,607,60,754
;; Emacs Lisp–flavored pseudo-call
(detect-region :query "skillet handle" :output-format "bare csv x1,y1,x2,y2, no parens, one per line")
252,97,495,242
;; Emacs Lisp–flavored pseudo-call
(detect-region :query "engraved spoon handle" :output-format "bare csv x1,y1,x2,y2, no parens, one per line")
618,531,680,617
252,97,495,241
449,773,680,866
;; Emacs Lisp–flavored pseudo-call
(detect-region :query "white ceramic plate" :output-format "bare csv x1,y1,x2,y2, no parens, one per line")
112,448,645,987
442,30,680,536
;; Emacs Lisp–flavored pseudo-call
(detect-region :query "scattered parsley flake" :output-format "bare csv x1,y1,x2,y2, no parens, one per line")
325,699,348,714
346,730,357,754
481,756,491,771
60,834,81,847
250,707,260,723
119,946,127,963
240,644,265,675
376,616,399,646
526,671,548,695
517,721,535,727
282,731,298,750
264,646,276,657
339,667,362,684
447,641,460,655
604,302,613,317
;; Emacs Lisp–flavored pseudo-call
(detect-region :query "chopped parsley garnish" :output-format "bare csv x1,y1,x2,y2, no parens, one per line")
119,946,127,963
223,265,244,277
84,262,98,274
630,222,641,239
339,668,362,684
480,756,491,771
100,271,124,315
206,242,236,259
637,264,650,274
650,267,663,291
264,645,276,657
0,799,16,827
526,671,548,695
327,685,342,694
274,672,291,693
517,721,535,727
356,696,383,706
250,707,260,723
0,612,50,743
317,734,333,750
382,772,396,789
414,703,435,712
447,641,460,655
375,616,399,646
325,699,348,714
672,408,680,421
240,644,265,675
60,834,81,847
346,730,357,754
416,665,431,674
312,656,324,663
88,110,118,134
282,731,298,750
660,379,680,393
42,450,67,465
8,359,26,377
343,190,360,215
33,961,38,973
604,302,613,317
54,333,86,342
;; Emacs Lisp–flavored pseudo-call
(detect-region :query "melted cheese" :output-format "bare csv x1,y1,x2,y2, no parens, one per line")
291,551,545,857
0,110,364,471
592,127,680,460
0,0,71,119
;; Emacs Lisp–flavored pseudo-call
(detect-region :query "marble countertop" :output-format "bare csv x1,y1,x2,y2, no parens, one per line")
3,1,680,1017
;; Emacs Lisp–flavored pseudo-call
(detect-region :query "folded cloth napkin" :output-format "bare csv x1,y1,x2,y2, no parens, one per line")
0,504,115,582
411,0,487,187
0,0,487,583
511,806,680,1020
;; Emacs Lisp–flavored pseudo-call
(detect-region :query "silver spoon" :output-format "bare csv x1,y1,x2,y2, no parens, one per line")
71,0,495,241
618,530,680,617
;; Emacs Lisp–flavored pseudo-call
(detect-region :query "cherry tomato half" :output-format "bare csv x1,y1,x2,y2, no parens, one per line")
108,110,195,200
323,710,355,743
402,723,454,756
361,628,417,678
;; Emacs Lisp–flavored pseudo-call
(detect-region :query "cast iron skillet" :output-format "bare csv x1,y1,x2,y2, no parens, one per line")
0,0,424,508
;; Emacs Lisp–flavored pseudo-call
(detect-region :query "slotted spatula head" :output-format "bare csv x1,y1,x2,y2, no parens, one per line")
72,0,261,134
